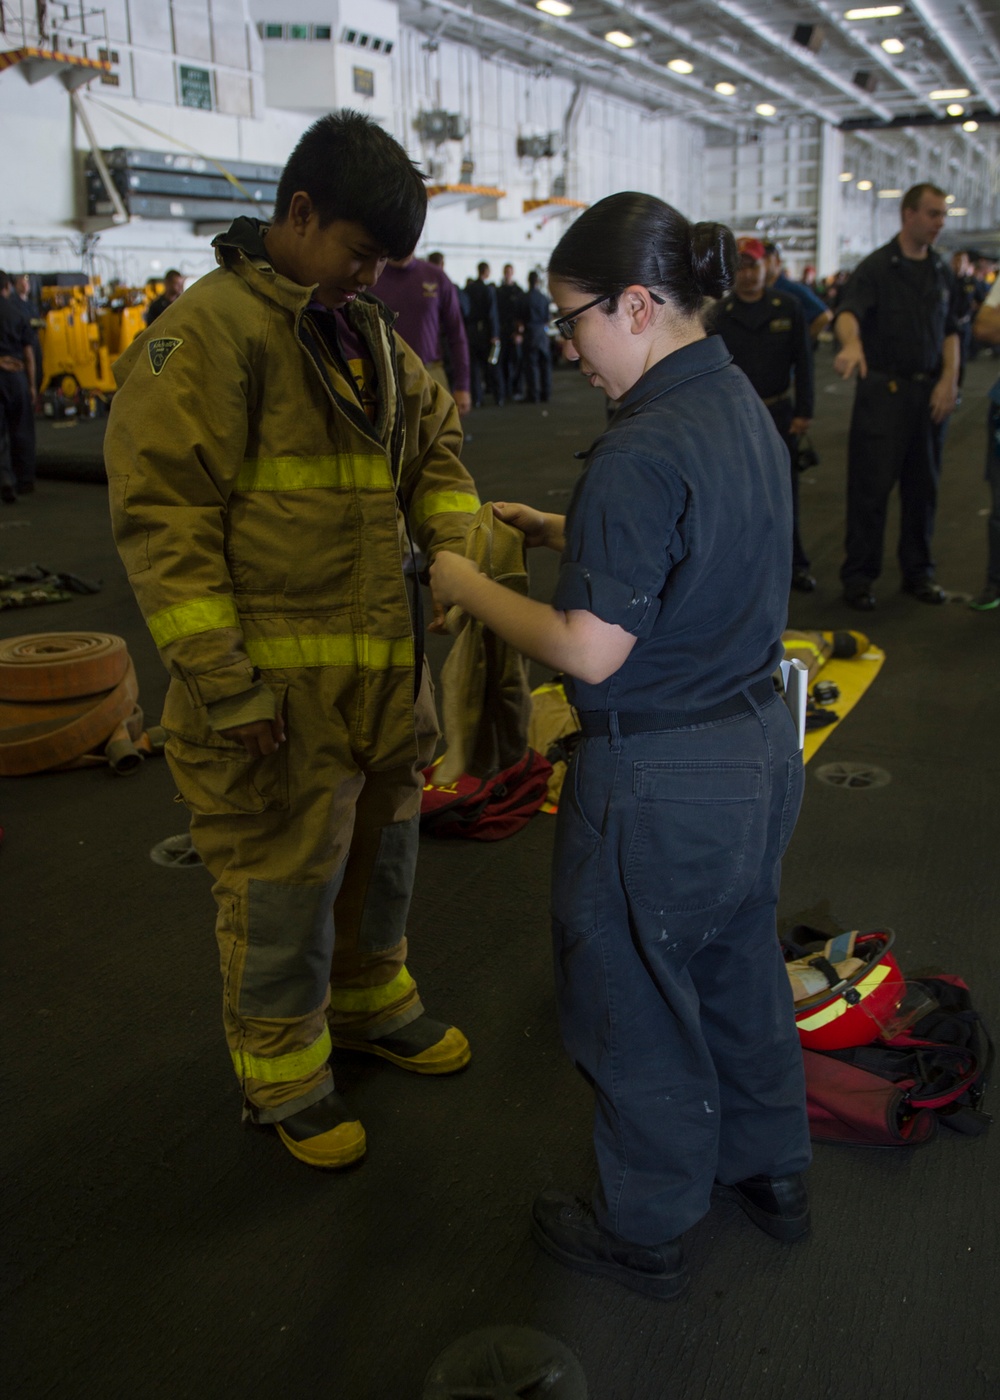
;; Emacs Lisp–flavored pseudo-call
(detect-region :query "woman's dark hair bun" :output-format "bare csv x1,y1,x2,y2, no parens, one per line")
689,221,736,299
549,194,736,317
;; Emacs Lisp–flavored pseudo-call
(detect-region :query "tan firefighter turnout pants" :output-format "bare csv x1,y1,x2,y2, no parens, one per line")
166,662,439,1123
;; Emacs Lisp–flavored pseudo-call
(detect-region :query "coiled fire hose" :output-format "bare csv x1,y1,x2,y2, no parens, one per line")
0,632,165,776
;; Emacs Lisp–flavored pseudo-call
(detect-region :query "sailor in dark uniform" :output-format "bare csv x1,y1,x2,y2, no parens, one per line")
708,237,815,592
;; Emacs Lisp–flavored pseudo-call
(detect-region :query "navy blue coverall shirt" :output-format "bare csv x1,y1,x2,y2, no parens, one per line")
549,335,811,1246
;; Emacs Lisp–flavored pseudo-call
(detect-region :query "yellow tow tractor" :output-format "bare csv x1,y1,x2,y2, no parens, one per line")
38,279,152,419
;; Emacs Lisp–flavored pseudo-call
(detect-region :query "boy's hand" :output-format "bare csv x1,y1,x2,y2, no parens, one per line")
429,551,481,612
219,715,286,757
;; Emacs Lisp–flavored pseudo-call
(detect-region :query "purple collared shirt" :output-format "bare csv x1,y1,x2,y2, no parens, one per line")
375,257,471,393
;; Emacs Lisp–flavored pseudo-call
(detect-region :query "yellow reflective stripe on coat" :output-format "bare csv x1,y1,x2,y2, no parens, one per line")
410,491,480,528
147,595,240,647
795,963,892,1033
245,634,415,670
231,1024,332,1084
326,966,416,1013
236,454,393,492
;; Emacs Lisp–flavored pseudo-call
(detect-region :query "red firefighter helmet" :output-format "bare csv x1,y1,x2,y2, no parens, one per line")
791,929,906,1051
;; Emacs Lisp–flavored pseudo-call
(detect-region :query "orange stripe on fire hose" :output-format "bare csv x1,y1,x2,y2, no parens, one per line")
0,632,129,703
0,659,139,776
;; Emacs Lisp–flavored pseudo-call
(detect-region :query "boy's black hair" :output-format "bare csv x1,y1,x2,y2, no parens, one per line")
273,110,427,260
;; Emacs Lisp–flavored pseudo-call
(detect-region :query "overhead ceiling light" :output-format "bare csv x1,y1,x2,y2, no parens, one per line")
755,103,777,116
963,120,979,132
929,88,970,100
668,58,694,74
946,103,965,116
945,193,956,203
880,38,905,54
715,81,736,95
878,188,902,198
947,208,968,217
844,6,903,18
535,0,573,15
605,30,635,48
856,179,873,190
839,171,854,181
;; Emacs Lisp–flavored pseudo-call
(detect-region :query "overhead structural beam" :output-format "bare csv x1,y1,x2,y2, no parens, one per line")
407,0,742,128
699,0,894,122
961,2,1000,99
905,0,1000,114
598,0,844,123
840,109,1000,130
465,0,763,120
803,0,939,116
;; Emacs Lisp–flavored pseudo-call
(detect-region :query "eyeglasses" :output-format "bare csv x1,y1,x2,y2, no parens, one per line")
552,289,665,340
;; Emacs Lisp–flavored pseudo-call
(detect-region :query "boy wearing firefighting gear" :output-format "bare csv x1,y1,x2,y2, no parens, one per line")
106,112,480,1168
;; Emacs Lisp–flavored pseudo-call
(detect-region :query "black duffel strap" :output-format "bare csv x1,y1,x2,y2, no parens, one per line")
578,676,776,738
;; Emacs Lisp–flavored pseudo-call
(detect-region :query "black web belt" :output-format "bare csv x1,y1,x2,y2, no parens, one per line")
578,677,777,738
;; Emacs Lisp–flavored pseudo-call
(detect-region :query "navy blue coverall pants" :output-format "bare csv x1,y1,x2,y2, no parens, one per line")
551,686,810,1246
841,372,944,591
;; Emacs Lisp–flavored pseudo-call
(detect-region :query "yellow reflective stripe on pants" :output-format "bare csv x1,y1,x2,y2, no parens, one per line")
236,454,393,492
327,966,416,1014
410,491,480,528
245,634,415,670
231,1024,332,1084
147,595,240,647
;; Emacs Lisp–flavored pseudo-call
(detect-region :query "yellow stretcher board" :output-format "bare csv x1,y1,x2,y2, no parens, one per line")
802,646,885,763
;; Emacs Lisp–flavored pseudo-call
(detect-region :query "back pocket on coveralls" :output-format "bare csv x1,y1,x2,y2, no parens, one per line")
164,685,289,816
624,761,762,916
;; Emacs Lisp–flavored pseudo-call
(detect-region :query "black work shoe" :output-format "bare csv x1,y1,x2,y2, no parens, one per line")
902,578,947,605
717,1173,810,1242
791,570,817,593
328,1014,471,1075
843,588,876,611
274,1090,366,1169
530,1191,689,1299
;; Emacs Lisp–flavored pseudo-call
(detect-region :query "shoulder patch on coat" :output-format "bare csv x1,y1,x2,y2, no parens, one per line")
148,337,183,376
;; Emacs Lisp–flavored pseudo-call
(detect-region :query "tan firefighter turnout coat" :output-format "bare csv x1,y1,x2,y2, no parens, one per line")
106,218,480,766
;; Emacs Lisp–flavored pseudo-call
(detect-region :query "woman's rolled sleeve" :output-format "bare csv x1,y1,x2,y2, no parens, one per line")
553,562,660,636
555,446,685,638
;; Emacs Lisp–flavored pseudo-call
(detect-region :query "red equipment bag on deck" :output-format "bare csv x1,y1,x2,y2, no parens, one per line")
420,748,553,841
801,973,994,1147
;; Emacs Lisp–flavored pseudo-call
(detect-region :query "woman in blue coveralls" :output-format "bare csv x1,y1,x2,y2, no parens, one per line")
429,192,811,1301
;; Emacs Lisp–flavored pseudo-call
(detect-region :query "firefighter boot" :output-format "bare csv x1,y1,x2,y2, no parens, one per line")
328,1013,471,1074
274,1090,366,1168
